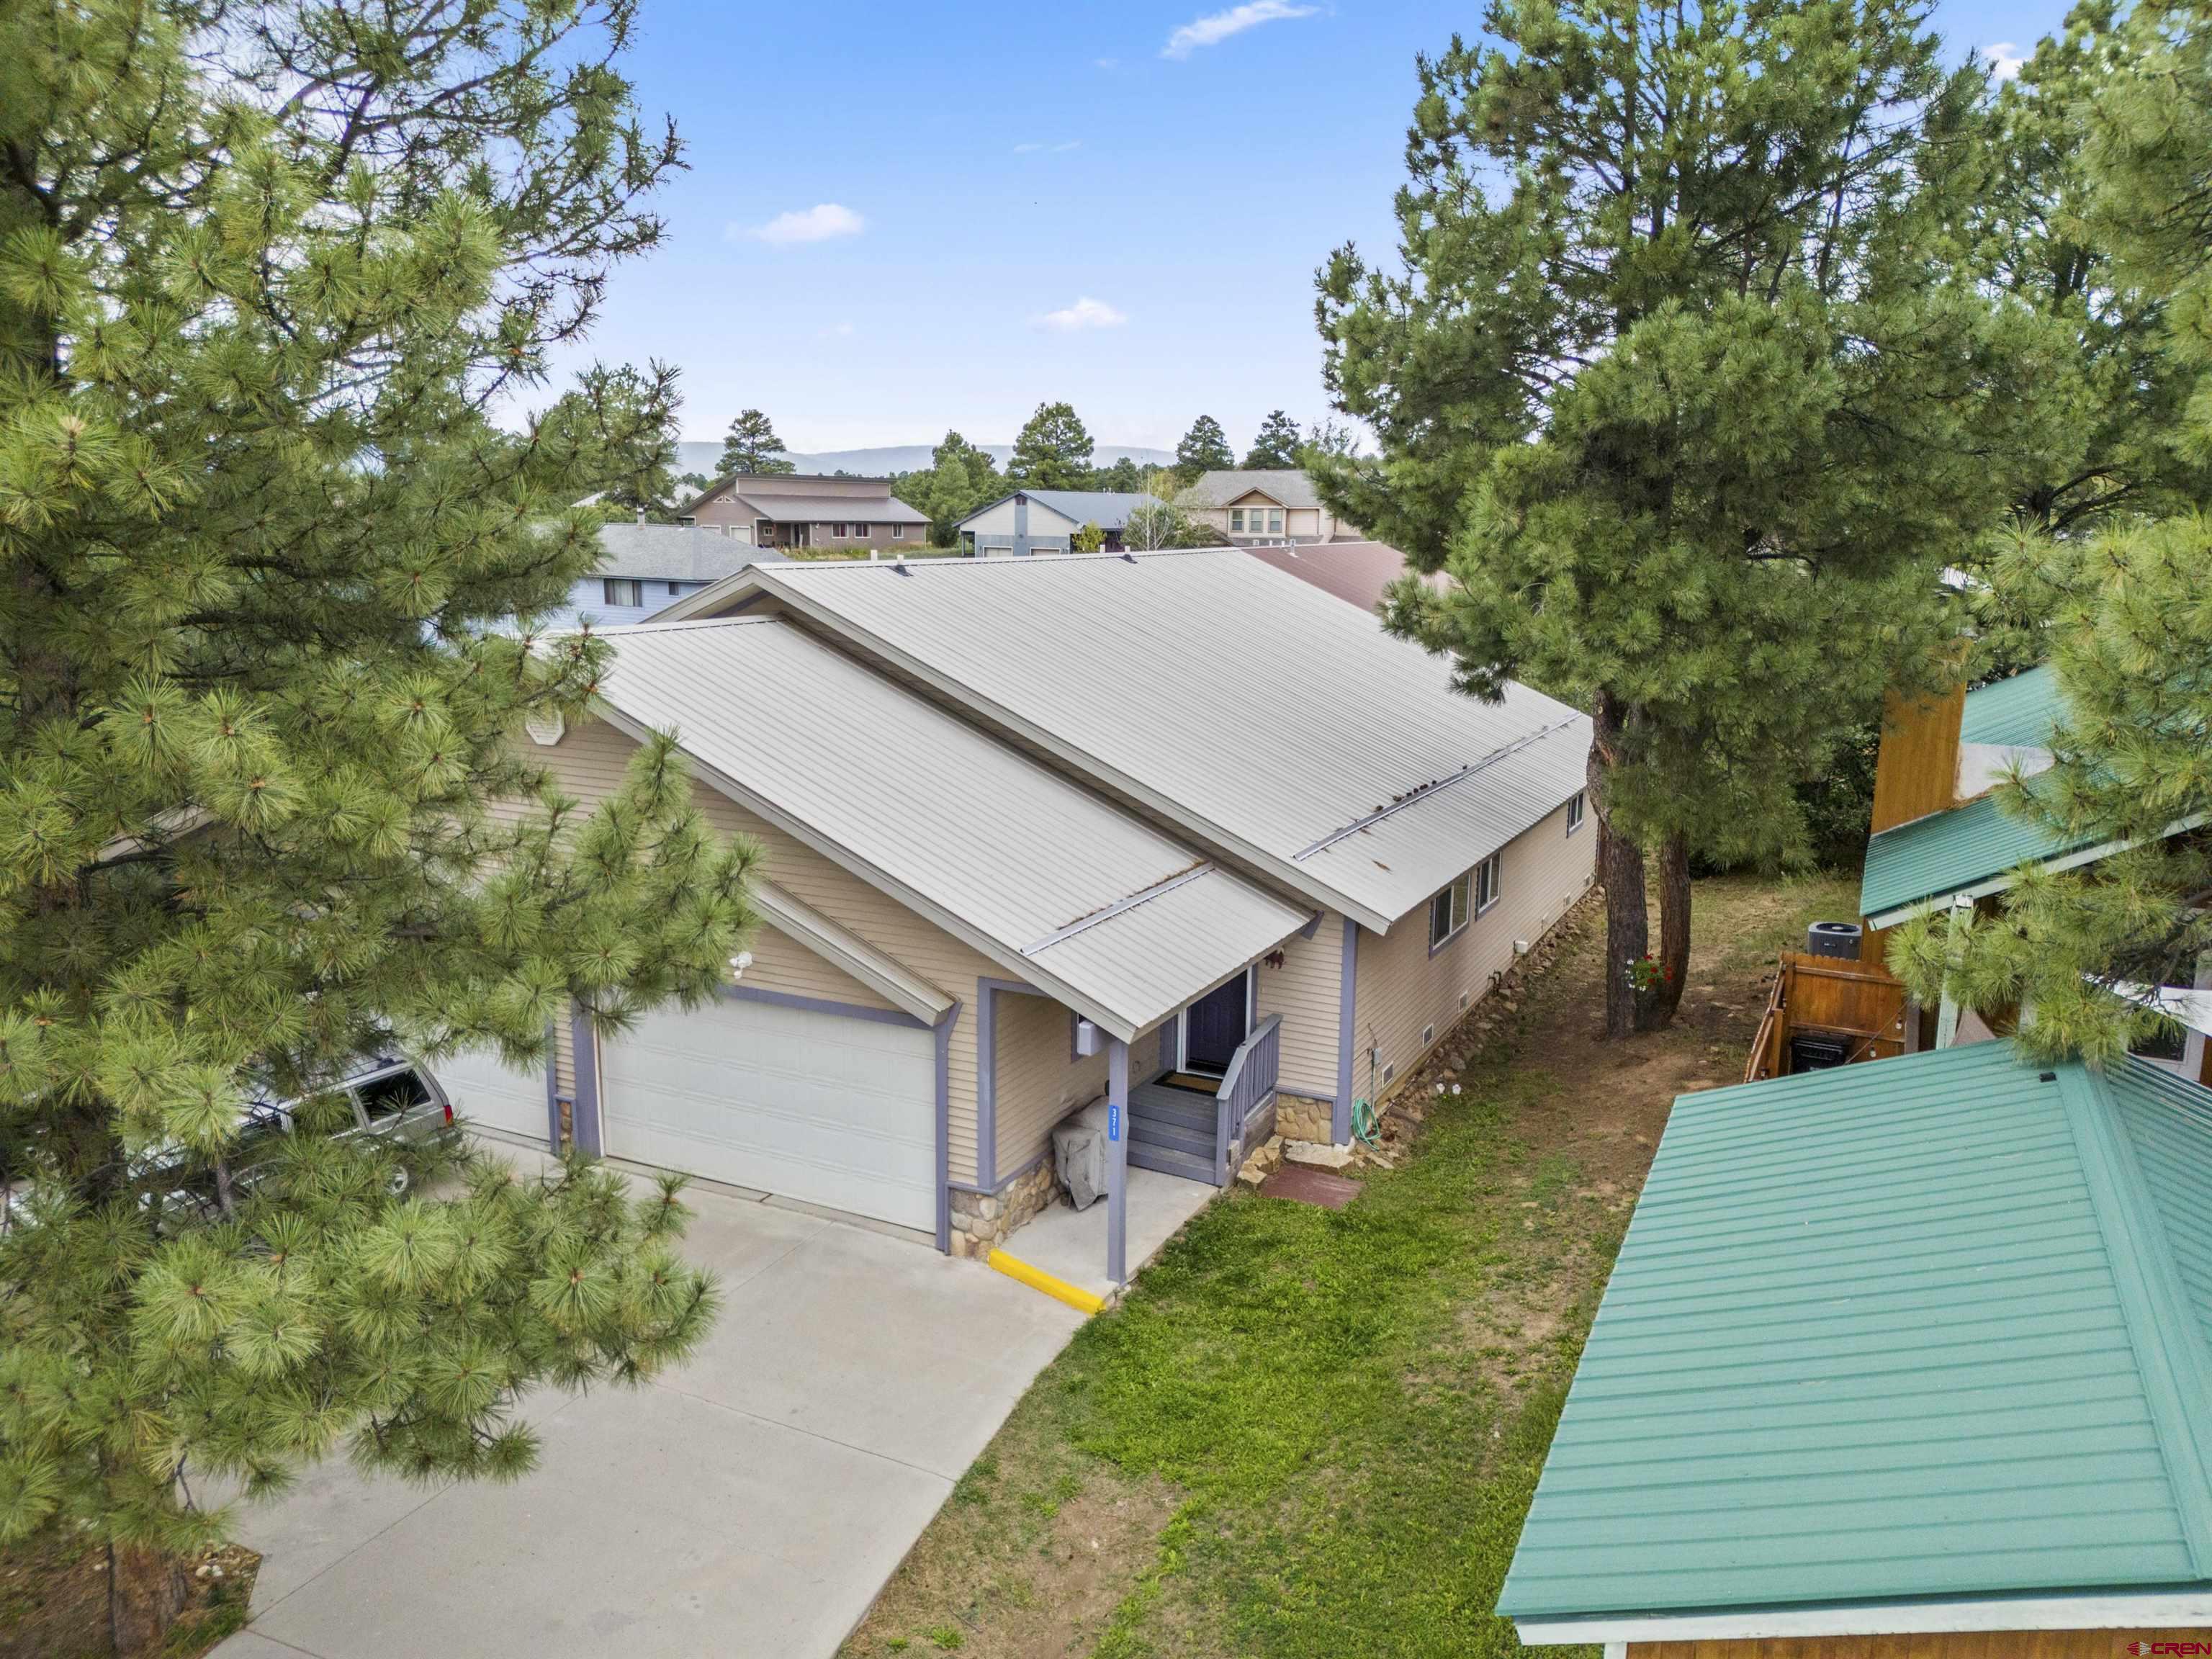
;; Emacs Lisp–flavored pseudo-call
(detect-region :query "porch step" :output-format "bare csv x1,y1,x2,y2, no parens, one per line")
1128,1141,1221,1185
1130,1112,1215,1159
1132,1090,1215,1134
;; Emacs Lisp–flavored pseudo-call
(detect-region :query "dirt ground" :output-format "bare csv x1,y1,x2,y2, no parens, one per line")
842,870,1860,1659
0,1537,260,1659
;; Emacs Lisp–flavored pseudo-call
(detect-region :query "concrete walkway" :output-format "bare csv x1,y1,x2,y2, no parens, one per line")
1002,1168,1218,1300
217,1160,1085,1659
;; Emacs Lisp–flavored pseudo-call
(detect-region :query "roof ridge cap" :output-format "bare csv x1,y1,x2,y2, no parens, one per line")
2054,1062,2212,1575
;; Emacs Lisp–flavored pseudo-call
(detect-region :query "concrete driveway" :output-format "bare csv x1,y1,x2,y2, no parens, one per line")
215,1161,1085,1659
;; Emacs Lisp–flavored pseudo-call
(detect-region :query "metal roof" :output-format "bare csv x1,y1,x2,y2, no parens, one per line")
1240,541,1441,614
1858,788,2091,925
594,523,786,583
1500,1044,2212,1631
585,617,1309,1038
954,490,1161,532
673,549,1590,932
1181,469,1326,510
1961,664,2063,750
725,492,924,524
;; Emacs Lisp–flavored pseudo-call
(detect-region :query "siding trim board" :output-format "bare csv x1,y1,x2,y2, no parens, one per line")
935,1001,961,1254
721,981,930,1029
543,1017,562,1148
1334,917,1359,1144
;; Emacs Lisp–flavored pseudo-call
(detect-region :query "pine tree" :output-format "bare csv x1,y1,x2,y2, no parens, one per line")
1243,410,1302,469
1313,0,1999,1036
0,1,752,1645
540,361,688,521
1891,0,2212,1063
1008,402,1094,490
715,409,795,477
1947,6,2212,680
902,431,1005,544
1174,415,1233,479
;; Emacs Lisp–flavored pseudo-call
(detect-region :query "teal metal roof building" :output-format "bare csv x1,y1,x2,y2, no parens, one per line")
1498,1043,2212,1647
1959,662,2064,749
1857,786,2092,926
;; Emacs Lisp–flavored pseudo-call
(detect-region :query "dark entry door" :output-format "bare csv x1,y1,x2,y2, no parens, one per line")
1183,971,1251,1074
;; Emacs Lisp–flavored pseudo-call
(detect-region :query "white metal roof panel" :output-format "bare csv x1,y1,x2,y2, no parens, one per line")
734,550,1591,929
587,618,1308,1036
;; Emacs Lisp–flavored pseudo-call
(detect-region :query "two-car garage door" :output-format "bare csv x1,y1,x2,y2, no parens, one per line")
599,996,937,1233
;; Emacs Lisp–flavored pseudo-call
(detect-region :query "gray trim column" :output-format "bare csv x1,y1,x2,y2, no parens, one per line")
569,1003,603,1157
1334,916,1359,1144
1106,1037,1130,1287
543,1017,562,1148
935,1000,962,1254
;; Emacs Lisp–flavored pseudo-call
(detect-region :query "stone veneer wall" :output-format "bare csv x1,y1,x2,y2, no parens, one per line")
1274,1093,1333,1143
948,1157,1058,1258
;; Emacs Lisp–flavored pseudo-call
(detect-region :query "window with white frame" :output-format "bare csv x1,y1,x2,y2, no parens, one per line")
1429,872,1472,949
850,522,869,539
1566,791,1586,835
601,578,644,607
1230,505,1285,536
831,522,849,537
1475,850,1503,912
893,523,911,540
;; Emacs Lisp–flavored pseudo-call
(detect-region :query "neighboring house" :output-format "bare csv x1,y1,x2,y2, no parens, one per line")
549,521,784,630
1241,540,1440,615
442,550,1594,1287
955,490,1161,557
1499,1041,2212,1657
1746,662,2209,1084
681,472,927,552
1181,469,1362,545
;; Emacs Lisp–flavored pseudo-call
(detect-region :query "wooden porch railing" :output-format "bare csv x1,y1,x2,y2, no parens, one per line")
1745,951,1911,1084
1215,1014,1282,1180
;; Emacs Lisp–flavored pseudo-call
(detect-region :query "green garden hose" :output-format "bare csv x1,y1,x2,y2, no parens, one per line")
1352,1096,1381,1148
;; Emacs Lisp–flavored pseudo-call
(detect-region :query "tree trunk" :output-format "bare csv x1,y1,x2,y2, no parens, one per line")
1590,696,1649,1040
1642,830,1692,1030
106,1544,189,1655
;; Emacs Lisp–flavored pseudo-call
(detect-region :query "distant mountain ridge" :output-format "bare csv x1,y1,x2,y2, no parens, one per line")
673,441,1177,480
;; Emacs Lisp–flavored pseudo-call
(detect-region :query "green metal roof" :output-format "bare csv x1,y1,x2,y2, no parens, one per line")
1857,787,2092,924
1498,1044,2212,1625
1960,663,2064,749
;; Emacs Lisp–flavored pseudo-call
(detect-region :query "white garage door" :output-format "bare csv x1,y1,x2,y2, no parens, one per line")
599,997,935,1231
431,1045,550,1145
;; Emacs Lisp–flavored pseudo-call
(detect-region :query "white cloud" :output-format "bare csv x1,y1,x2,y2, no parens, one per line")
1984,41,2027,80
1037,296,1128,332
732,203,865,246
1013,141,1043,153
820,321,855,338
1095,57,1119,70
1014,140,1081,155
1162,1,1318,60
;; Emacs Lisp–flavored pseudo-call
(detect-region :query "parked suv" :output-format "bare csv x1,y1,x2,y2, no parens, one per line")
143,1048,459,1220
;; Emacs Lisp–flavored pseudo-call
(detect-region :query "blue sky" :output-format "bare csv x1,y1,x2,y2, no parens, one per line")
556,1,2071,456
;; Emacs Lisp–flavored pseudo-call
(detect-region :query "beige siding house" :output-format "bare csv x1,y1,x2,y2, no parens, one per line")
1182,469,1361,545
487,550,1591,1289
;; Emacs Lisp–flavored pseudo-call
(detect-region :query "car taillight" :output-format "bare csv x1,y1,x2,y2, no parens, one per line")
442,1101,454,1125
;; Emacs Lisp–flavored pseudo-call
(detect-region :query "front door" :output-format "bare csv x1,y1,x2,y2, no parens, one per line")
1183,971,1251,1074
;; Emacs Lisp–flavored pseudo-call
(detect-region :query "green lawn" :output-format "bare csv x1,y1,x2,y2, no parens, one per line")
845,871,1859,1658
